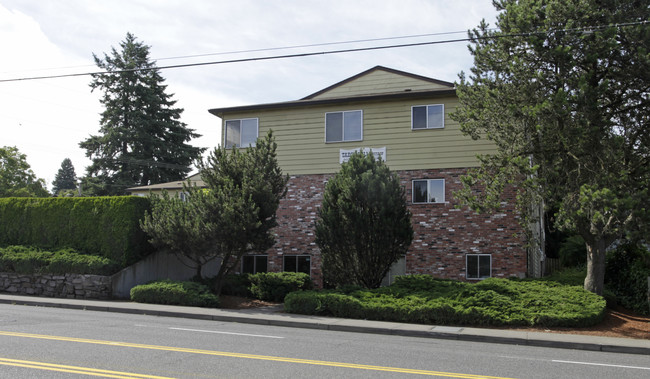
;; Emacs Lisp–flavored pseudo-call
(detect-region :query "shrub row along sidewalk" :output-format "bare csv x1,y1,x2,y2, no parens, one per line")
284,275,606,327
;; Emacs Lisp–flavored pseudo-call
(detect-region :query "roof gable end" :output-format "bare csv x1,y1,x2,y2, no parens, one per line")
302,66,454,100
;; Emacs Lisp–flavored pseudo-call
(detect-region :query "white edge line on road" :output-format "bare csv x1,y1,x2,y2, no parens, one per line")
552,359,650,371
169,327,284,339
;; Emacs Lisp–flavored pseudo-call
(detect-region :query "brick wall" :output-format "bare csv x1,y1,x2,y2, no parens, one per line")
266,168,527,287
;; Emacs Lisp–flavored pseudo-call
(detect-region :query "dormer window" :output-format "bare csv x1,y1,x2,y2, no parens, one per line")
325,110,363,143
412,104,444,130
225,118,258,148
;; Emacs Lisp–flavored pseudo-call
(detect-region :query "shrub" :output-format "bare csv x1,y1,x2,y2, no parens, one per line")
249,272,313,302
0,197,153,267
219,274,253,297
605,242,650,315
558,235,587,268
284,276,606,327
0,245,119,275
130,280,220,307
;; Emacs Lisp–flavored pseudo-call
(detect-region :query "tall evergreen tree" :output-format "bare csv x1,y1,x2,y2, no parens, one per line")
80,33,204,195
51,158,77,194
451,0,650,295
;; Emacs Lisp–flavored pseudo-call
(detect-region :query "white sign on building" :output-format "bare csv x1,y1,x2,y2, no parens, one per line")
339,147,386,164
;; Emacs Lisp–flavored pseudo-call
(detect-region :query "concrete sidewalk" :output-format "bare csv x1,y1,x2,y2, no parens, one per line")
1,293,648,355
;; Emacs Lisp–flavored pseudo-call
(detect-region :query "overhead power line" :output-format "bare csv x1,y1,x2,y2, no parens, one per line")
0,20,646,84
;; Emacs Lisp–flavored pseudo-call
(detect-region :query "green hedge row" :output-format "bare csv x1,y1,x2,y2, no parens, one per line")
249,272,313,302
0,245,119,275
284,275,606,327
0,197,153,267
130,280,220,308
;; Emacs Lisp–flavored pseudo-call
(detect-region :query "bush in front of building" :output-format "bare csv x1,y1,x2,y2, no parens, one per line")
248,272,313,302
0,196,153,267
219,274,253,297
605,242,650,315
130,280,220,308
316,152,413,289
0,245,119,275
284,276,606,327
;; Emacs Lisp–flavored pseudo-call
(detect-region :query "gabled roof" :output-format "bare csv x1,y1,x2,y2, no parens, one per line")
126,173,204,192
301,66,454,100
209,66,455,117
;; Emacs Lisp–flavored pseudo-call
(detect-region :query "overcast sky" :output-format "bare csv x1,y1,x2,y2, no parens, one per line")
0,0,498,191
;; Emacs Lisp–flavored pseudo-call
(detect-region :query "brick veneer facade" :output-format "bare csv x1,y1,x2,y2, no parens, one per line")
263,168,527,287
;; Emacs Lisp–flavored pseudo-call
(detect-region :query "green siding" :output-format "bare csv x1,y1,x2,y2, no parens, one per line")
311,70,451,99
221,95,496,175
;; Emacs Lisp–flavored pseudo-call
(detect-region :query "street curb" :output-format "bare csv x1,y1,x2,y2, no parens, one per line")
1,296,649,356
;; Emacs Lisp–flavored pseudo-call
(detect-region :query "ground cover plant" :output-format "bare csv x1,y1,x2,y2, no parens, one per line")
130,280,220,308
0,245,119,275
284,275,606,327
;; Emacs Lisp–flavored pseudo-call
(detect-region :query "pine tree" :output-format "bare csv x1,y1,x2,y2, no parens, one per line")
52,158,77,194
315,152,413,289
451,0,650,295
141,131,288,294
80,33,204,195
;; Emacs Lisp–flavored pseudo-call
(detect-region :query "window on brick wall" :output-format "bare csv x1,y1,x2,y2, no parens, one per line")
466,254,491,280
283,255,311,275
412,179,445,203
242,255,268,274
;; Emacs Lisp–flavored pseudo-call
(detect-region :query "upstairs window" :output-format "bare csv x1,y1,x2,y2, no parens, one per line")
412,179,445,204
412,104,444,130
326,110,363,143
225,118,258,148
466,254,491,280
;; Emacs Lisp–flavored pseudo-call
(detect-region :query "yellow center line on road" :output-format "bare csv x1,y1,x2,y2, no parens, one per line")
0,330,517,378
0,357,175,379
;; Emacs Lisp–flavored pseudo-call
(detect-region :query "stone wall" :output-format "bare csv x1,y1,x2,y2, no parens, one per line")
267,168,528,287
0,272,111,299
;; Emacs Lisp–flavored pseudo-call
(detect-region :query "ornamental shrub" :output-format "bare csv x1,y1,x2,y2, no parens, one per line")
0,245,119,275
130,280,220,308
315,151,413,289
605,242,650,315
249,272,313,302
284,276,606,327
0,197,153,266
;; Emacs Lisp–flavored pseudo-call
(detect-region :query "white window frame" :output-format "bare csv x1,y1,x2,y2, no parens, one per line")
241,255,268,274
466,254,492,280
325,110,363,143
224,118,259,148
412,179,445,204
411,104,444,130
283,255,311,275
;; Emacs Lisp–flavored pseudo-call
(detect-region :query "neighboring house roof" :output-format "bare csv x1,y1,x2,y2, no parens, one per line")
209,65,455,117
125,173,205,193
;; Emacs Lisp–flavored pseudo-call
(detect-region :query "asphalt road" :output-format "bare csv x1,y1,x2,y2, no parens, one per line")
0,304,648,378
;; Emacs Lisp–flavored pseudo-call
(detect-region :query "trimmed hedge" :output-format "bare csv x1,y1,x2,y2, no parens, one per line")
0,197,153,266
130,280,220,307
605,243,650,315
249,272,313,302
0,245,119,275
284,275,606,327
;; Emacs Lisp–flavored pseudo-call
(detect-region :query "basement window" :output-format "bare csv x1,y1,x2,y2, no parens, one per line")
466,254,491,280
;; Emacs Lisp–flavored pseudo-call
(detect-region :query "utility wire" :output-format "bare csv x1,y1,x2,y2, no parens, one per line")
0,20,646,83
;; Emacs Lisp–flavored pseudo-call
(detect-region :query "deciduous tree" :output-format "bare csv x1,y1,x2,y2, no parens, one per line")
0,146,49,197
451,0,650,295
315,152,413,289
